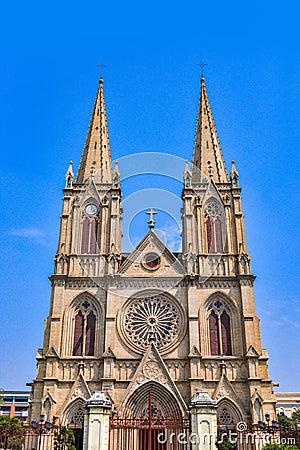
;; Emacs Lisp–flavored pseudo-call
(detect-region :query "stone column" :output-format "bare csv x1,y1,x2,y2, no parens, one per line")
190,391,218,450
83,391,112,450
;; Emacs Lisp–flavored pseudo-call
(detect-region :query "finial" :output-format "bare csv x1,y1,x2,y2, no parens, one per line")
146,208,157,230
65,160,74,188
113,161,120,186
230,160,239,185
97,58,108,80
196,58,208,78
114,161,119,173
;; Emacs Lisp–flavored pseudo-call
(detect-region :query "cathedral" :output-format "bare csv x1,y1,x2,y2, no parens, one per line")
28,73,277,447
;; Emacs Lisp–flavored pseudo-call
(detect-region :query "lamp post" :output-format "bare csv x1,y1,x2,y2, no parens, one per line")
31,414,52,450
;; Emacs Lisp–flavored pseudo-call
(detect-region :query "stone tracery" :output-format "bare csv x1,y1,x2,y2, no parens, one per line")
119,293,186,354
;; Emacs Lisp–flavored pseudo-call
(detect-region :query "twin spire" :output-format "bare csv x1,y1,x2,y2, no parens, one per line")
192,76,228,183
75,73,229,185
76,77,113,184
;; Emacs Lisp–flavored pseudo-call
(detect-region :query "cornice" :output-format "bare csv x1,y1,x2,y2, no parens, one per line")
49,273,255,289
185,275,255,288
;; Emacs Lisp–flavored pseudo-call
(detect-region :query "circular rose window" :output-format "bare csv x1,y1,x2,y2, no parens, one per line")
118,292,186,354
143,253,161,270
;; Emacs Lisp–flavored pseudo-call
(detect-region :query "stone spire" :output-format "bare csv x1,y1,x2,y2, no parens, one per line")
192,76,228,183
76,76,113,184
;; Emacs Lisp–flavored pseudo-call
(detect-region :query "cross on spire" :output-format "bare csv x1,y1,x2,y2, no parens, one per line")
146,208,157,230
97,58,108,77
196,59,208,76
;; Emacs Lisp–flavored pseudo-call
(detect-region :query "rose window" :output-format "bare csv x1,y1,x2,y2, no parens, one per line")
119,293,186,354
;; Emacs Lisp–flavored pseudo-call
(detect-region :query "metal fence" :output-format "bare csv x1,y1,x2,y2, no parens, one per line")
0,425,55,450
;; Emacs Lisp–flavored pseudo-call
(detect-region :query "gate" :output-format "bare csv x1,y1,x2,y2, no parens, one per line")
109,393,191,450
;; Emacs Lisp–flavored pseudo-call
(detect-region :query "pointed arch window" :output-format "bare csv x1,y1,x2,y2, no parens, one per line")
73,311,84,356
204,199,224,253
209,311,220,355
73,303,96,356
85,311,96,356
81,218,98,254
221,310,232,355
208,301,232,356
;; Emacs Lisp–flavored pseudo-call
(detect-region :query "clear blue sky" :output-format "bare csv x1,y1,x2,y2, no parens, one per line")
0,0,299,392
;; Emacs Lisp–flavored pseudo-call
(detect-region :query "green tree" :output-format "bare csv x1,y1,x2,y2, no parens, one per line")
278,413,292,432
291,411,300,429
0,416,25,450
0,416,25,433
54,426,76,450
216,430,238,450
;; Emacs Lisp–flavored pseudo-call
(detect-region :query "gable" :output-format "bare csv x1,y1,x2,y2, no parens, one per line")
45,346,60,358
245,345,260,358
76,177,101,206
117,343,188,415
119,231,185,278
213,373,239,404
63,373,91,409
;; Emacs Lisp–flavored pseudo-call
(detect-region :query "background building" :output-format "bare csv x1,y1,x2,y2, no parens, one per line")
276,392,300,418
0,391,30,421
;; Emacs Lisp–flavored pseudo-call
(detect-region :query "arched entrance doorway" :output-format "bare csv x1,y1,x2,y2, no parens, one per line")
109,382,190,450
63,400,85,450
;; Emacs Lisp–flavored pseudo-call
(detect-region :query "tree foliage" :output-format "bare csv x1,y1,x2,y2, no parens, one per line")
0,416,25,435
278,411,300,431
54,426,76,450
216,431,238,450
277,412,300,449
0,417,25,450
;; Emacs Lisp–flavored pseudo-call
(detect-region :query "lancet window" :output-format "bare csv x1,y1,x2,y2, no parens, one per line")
81,218,98,254
208,300,232,356
204,199,224,253
73,300,96,356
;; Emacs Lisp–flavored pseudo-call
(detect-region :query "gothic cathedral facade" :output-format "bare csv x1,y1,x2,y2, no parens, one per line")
28,75,277,433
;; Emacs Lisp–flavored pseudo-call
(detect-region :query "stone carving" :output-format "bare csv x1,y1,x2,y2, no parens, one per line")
143,361,160,378
216,385,232,399
71,386,86,400
204,199,222,219
141,359,167,384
